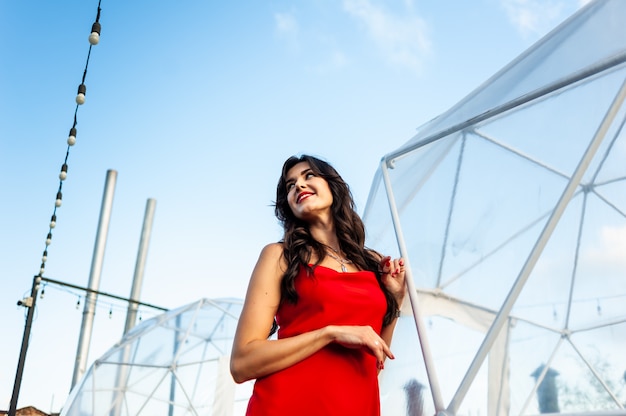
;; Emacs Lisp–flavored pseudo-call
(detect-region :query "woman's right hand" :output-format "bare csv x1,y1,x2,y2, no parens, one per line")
327,325,394,369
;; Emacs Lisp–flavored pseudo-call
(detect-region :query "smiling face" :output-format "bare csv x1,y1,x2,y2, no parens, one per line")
284,161,334,221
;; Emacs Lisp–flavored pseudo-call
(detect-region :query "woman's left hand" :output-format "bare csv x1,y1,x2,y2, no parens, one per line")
379,256,407,304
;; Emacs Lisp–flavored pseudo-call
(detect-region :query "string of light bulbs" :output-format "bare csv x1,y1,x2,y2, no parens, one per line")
37,3,102,282
40,280,158,321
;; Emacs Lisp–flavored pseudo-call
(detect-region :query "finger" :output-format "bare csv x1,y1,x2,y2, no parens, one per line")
371,340,386,369
375,338,394,359
380,339,394,360
378,256,391,273
374,341,395,371
389,258,401,277
391,257,407,277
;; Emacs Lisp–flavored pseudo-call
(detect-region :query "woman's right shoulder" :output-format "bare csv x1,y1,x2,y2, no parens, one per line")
260,242,284,257
256,242,286,268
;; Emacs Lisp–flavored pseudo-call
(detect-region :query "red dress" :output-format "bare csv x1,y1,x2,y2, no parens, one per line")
246,264,387,416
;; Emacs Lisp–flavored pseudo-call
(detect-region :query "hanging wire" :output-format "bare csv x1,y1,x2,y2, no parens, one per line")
35,2,103,282
40,282,162,323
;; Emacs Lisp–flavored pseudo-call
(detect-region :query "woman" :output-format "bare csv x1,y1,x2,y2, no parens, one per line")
230,154,406,416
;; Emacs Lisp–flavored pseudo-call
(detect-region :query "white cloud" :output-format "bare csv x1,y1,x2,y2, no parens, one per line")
342,0,430,73
313,50,349,74
586,225,626,274
275,11,298,35
500,0,566,38
274,9,349,74
274,11,300,50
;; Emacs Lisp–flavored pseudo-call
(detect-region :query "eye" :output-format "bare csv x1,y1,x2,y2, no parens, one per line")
305,171,315,179
286,182,295,191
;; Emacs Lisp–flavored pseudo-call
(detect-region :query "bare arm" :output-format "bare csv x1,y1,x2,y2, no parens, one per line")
377,255,407,369
230,243,392,383
380,314,400,353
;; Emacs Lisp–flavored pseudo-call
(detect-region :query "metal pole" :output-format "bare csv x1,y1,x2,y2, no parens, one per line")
71,169,118,388
380,159,446,413
110,198,156,416
39,276,167,312
8,275,42,416
124,198,156,334
168,315,182,416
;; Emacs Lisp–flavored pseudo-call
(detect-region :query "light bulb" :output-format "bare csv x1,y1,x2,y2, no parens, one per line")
76,84,86,105
89,22,101,45
68,127,77,146
89,32,100,45
59,163,68,181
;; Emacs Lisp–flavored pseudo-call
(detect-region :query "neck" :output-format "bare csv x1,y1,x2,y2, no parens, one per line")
308,221,340,253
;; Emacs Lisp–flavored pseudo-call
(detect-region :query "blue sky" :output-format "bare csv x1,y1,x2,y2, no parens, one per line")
0,0,589,412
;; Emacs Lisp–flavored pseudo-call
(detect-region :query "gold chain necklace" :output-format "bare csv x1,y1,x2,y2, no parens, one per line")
326,249,352,272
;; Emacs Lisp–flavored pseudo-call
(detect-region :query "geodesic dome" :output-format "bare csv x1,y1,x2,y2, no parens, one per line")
367,1,626,415
60,298,252,416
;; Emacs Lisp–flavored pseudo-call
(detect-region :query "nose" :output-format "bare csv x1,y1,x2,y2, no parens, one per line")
295,177,307,189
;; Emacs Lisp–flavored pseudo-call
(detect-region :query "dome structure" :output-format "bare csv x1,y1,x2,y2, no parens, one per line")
367,1,626,415
61,298,252,416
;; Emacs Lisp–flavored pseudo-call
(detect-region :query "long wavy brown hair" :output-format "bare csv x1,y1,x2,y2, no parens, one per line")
274,154,399,327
